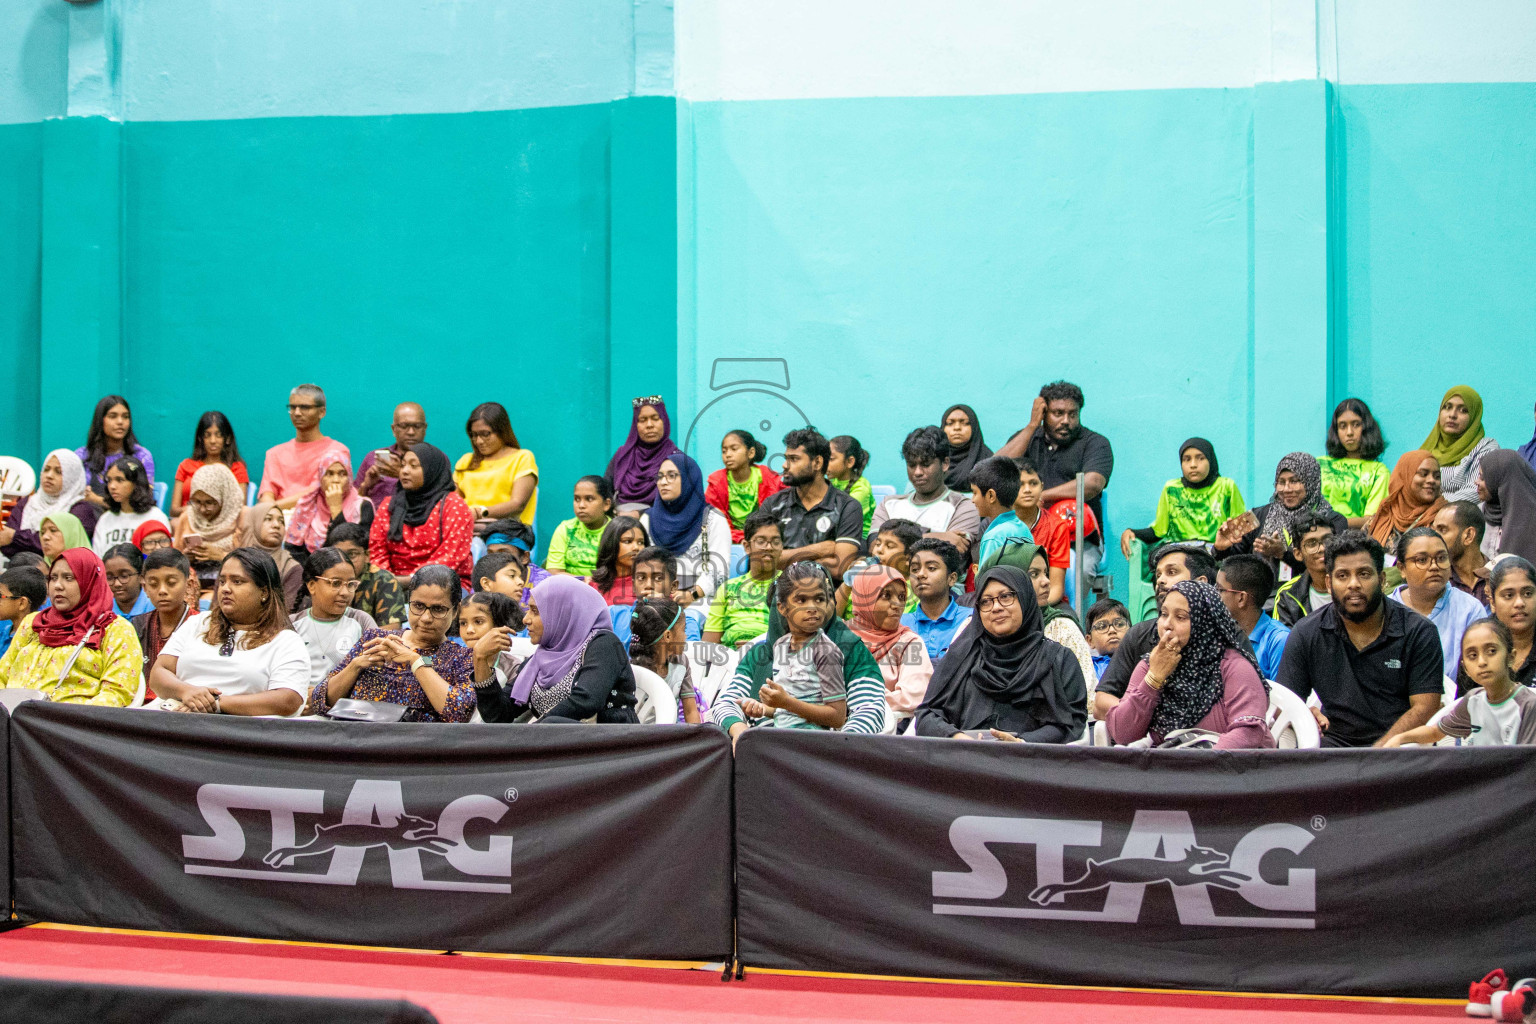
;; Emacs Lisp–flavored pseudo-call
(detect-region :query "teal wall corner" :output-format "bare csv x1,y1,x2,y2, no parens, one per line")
0,122,46,467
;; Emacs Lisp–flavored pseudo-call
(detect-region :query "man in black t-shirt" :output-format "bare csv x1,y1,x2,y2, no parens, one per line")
1277,530,1443,747
759,428,864,581
998,381,1114,578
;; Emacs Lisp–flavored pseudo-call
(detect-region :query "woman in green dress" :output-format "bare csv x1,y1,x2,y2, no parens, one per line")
1318,398,1390,529
1120,438,1245,558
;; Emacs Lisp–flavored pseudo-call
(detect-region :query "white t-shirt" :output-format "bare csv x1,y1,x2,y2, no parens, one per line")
291,609,373,686
879,492,962,534
161,612,310,698
93,506,170,555
1310,587,1333,609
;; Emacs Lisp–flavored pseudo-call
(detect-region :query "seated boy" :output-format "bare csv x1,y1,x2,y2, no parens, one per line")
0,565,47,659
970,456,1032,568
837,518,922,617
479,519,549,596
1013,458,1068,606
611,546,704,645
131,548,194,695
901,538,971,662
1084,597,1130,681
745,569,847,731
705,509,781,648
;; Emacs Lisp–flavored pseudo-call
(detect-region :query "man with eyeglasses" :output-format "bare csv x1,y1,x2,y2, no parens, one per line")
355,402,427,507
1274,512,1337,627
1277,530,1443,747
257,384,351,509
1387,526,1487,678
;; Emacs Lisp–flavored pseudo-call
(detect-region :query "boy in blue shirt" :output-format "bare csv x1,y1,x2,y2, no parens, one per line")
901,538,971,662
970,456,1034,568
1217,554,1290,680
0,565,47,658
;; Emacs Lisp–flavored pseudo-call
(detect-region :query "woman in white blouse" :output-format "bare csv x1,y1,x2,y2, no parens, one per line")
150,547,308,716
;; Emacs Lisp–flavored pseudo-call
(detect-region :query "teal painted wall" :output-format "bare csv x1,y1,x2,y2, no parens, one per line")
1334,82,1536,460
0,123,44,464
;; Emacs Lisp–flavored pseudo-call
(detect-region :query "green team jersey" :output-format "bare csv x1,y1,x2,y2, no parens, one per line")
1318,457,1390,518
1152,476,1245,543
544,517,607,577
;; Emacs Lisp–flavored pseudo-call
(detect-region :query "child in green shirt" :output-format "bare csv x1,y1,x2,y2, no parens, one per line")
1120,437,1244,558
828,435,874,535
705,509,781,647
544,474,614,578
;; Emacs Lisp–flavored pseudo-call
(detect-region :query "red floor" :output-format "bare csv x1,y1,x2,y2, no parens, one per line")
0,925,1461,1024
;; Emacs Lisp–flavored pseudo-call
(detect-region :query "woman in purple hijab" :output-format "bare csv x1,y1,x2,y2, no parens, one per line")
606,396,683,510
471,574,638,723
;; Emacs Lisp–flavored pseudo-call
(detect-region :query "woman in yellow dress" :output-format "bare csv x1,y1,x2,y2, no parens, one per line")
0,547,141,705
454,402,539,529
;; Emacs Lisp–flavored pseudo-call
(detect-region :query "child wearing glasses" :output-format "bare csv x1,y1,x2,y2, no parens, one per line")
291,547,377,686
1085,598,1130,681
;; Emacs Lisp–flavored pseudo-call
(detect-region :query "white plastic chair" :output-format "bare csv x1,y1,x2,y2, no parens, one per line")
130,674,146,709
0,688,45,714
0,456,36,498
632,665,679,724
685,640,739,707
1266,682,1320,749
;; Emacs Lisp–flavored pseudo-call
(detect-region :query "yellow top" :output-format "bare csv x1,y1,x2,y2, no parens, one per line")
453,448,539,527
0,612,142,706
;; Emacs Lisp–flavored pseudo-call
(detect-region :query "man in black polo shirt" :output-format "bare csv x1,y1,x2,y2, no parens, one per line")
1277,530,1442,747
1093,544,1235,720
760,428,865,580
998,381,1114,578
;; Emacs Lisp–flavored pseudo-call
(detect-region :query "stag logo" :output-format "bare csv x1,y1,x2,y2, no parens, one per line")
182,780,514,892
933,811,1316,929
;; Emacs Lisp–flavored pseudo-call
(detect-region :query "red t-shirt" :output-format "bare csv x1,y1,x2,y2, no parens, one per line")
593,575,635,607
176,458,250,491
1025,506,1072,570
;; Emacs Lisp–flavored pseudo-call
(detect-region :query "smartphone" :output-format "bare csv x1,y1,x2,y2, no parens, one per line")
184,533,204,548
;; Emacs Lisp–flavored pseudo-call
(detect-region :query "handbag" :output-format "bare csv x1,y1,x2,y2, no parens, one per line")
326,698,408,723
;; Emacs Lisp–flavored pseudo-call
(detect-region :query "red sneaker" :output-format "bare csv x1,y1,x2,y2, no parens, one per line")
1471,971,1511,1018
1490,981,1535,1023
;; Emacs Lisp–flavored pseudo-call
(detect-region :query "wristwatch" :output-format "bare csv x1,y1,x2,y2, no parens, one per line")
409,654,434,674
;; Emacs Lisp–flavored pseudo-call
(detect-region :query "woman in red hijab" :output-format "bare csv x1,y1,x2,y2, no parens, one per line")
0,547,143,705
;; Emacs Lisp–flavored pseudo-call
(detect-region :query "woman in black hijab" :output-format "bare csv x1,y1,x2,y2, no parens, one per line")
941,404,992,493
372,442,477,589
914,565,1086,741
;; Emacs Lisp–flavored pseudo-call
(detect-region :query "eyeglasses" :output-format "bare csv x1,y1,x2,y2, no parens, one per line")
287,403,321,412
409,601,453,619
1404,553,1452,569
1090,618,1130,634
656,471,681,482
1300,538,1328,553
317,577,361,593
105,572,141,584
977,592,1018,611
469,429,497,441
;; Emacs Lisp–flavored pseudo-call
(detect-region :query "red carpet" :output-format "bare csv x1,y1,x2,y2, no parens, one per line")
0,925,1460,1024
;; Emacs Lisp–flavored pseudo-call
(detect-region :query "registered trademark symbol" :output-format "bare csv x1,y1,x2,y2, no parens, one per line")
504,788,519,802
1310,815,1326,831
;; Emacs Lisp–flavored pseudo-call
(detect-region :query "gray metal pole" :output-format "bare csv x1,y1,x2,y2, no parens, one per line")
1074,471,1086,620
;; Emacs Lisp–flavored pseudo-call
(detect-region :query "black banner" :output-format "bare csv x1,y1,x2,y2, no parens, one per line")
11,704,732,960
734,729,1536,996
0,704,8,915
0,977,437,1024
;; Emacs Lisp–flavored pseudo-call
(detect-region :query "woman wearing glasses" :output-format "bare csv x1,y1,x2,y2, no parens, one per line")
1389,526,1487,678
290,547,377,686
453,402,539,528
150,548,309,716
0,547,142,705
638,453,730,612
306,564,476,722
913,565,1087,742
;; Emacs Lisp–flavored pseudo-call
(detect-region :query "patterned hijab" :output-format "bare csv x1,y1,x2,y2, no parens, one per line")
20,449,88,534
32,548,117,649
848,563,914,661
286,448,364,553
1146,580,1264,737
510,574,614,704
1368,450,1446,546
646,451,707,553
389,443,455,543
1420,385,1485,468
942,404,992,492
1259,452,1331,538
185,463,245,555
606,397,683,506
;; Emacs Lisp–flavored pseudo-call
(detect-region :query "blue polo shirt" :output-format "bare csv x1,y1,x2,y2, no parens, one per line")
1248,612,1291,681
1390,583,1488,679
902,596,972,662
115,589,155,620
610,604,704,648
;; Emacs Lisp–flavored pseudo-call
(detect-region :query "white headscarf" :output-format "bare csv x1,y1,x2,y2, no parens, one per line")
20,449,88,534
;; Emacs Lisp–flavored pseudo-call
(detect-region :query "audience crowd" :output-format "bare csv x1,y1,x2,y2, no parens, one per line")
3,383,1535,752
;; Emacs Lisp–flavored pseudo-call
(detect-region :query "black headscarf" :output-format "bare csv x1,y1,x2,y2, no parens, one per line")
388,442,456,543
1179,437,1219,490
924,565,1080,723
942,404,992,492
1144,579,1265,736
